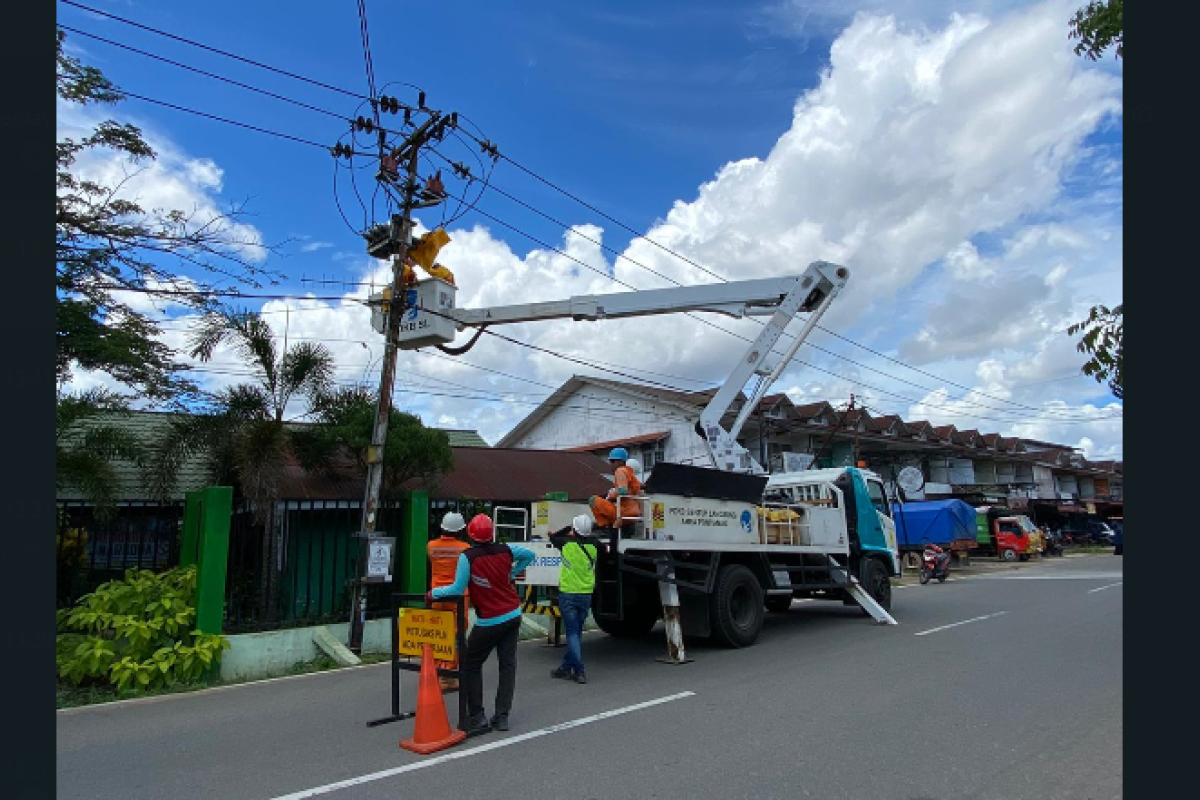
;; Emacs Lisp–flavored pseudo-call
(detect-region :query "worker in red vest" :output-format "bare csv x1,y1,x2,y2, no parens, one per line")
429,514,536,736
589,447,643,530
427,512,470,692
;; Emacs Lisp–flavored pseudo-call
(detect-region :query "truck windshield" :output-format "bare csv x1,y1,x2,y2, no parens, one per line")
866,480,891,518
1016,517,1038,533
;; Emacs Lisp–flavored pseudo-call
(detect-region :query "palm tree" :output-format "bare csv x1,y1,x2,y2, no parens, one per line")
56,389,145,518
150,309,335,617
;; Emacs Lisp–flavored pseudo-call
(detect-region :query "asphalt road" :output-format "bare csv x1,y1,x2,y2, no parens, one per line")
57,555,1123,800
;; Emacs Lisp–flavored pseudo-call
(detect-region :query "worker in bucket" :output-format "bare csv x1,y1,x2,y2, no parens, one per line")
427,511,471,693
589,447,643,532
428,514,536,737
549,514,604,684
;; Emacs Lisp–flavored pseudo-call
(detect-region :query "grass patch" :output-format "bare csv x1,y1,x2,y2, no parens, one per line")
57,650,395,710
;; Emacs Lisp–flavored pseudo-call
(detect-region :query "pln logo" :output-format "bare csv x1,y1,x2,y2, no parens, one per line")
740,510,753,533
404,289,419,321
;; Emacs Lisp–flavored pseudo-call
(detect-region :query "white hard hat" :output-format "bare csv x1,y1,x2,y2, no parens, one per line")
440,511,466,532
572,514,593,536
625,458,642,476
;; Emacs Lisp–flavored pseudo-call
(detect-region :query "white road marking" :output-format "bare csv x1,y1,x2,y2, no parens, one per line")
914,611,1009,637
1088,582,1123,594
268,691,697,799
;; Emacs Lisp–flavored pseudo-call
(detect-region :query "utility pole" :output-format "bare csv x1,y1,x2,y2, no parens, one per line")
348,109,450,653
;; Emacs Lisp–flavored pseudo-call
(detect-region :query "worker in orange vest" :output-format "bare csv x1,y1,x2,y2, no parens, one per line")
428,511,471,692
589,448,643,530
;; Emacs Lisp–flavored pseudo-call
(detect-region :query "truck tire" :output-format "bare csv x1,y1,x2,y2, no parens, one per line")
1001,548,1017,562
859,557,892,615
594,609,657,639
709,564,764,648
765,595,793,613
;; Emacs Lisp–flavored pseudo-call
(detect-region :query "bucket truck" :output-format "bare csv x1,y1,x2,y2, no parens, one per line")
376,260,901,662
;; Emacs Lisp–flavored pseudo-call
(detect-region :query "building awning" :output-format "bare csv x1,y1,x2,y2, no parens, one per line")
565,431,670,453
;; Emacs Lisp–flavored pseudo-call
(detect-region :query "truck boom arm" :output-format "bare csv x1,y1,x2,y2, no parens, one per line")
391,261,849,473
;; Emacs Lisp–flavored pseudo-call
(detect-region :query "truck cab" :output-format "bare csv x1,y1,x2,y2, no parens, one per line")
976,506,1035,561
764,467,901,576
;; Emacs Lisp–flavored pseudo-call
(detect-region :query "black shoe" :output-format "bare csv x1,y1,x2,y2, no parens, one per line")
550,667,572,680
575,672,587,684
464,714,492,737
490,713,509,731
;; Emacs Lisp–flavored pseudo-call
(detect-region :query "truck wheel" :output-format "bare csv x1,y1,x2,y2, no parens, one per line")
765,595,793,613
859,558,892,615
709,564,764,648
594,610,657,639
1018,553,1030,562
1001,548,1017,562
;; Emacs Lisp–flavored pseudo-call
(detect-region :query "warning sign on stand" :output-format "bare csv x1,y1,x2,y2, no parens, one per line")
398,608,457,660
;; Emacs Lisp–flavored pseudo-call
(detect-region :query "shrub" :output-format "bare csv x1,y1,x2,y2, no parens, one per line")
56,566,231,692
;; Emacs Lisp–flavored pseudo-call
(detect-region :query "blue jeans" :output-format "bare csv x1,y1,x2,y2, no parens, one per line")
557,592,592,674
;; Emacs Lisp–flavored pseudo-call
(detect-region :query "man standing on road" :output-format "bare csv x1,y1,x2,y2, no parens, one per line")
550,514,603,684
427,511,471,692
429,514,535,736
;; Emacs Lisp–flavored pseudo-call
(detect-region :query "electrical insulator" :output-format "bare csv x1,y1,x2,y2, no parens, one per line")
418,91,426,109
449,112,458,128
404,108,411,125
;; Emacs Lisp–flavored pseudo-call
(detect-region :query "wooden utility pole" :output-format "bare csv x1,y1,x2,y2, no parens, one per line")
348,111,447,652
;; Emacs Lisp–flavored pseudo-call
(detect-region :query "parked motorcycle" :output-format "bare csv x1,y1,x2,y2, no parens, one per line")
920,543,951,584
1042,528,1064,556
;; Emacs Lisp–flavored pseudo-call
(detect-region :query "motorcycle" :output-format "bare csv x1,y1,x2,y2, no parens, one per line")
920,543,951,584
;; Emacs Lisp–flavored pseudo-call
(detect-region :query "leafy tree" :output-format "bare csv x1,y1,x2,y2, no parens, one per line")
1067,304,1123,399
294,387,455,495
56,390,145,518
56,29,278,401
1069,0,1123,61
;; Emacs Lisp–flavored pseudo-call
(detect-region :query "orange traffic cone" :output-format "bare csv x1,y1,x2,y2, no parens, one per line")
400,644,467,755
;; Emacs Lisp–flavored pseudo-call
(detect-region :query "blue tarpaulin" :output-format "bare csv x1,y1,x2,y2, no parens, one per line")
890,499,978,548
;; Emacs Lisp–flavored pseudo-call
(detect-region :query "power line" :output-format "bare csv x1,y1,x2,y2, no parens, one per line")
117,89,336,151
60,0,369,99
58,25,348,121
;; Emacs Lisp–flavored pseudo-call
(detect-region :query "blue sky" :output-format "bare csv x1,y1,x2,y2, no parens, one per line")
59,0,834,274
58,0,1123,456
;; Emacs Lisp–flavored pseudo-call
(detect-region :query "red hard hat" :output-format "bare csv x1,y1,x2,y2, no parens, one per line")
467,514,494,543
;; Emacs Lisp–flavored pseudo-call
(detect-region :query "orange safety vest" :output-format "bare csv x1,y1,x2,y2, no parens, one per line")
428,536,470,590
427,536,470,670
614,465,643,520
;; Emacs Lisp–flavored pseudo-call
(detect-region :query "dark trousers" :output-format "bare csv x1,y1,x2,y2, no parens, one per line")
462,617,521,719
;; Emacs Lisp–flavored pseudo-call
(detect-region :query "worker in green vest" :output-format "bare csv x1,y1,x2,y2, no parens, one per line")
549,514,603,684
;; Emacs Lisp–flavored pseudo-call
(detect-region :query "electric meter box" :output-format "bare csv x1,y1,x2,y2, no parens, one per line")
373,277,458,349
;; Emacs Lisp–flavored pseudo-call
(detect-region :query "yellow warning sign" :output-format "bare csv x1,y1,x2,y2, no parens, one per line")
535,502,549,527
398,608,457,660
652,502,666,530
